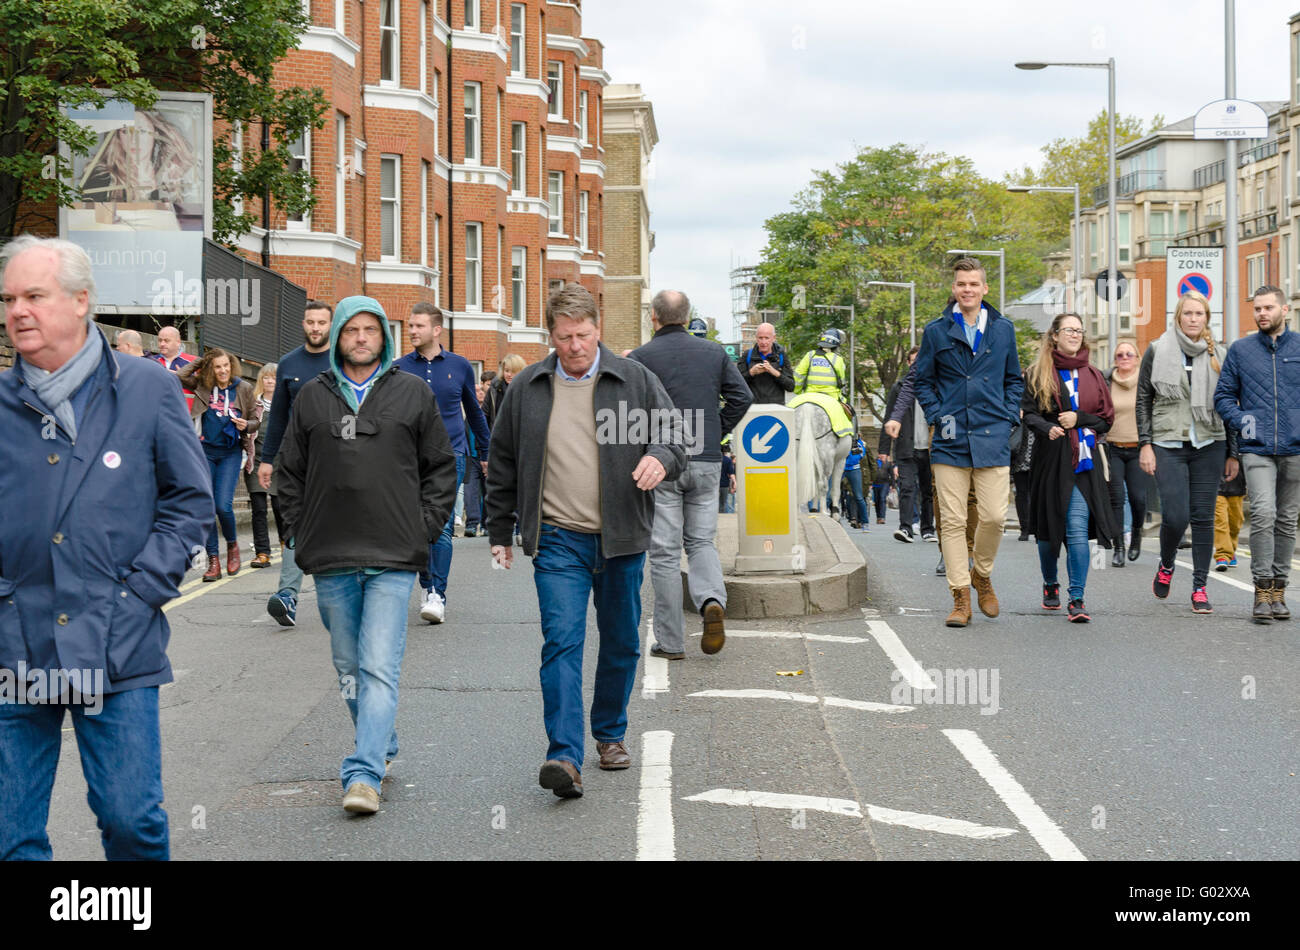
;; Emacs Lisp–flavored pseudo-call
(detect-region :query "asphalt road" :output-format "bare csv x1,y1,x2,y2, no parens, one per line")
39,519,1299,861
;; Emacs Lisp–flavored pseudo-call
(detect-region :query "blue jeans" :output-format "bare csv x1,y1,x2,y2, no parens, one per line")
842,468,867,523
421,452,467,596
463,457,485,530
533,524,645,770
1037,485,1091,601
0,687,167,860
314,570,417,791
204,446,242,557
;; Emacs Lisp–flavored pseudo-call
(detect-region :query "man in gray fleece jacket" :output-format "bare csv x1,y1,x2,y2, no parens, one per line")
486,284,685,799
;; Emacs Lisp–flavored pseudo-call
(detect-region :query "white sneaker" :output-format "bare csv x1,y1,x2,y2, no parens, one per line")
420,589,445,624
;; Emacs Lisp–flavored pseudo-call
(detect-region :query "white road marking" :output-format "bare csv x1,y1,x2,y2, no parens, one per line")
637,730,674,861
862,615,936,691
641,620,669,697
1178,560,1254,593
683,789,1018,839
689,629,868,644
689,689,913,714
943,729,1087,861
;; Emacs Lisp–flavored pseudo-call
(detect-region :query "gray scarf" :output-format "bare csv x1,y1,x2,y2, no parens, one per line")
20,326,104,443
1151,325,1217,426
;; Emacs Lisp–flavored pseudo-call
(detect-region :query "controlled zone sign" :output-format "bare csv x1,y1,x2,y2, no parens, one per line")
742,414,790,463
1166,247,1224,341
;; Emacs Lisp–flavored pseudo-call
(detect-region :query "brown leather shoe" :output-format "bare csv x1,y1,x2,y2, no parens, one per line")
946,587,972,627
970,570,999,618
597,741,631,770
1272,579,1290,620
226,541,241,576
701,600,726,655
202,555,221,582
538,759,583,798
250,552,271,568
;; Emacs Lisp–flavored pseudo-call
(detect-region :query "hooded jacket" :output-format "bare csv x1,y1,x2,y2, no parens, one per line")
276,296,458,574
0,328,211,692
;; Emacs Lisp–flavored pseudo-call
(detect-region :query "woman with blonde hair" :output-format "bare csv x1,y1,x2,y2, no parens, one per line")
178,348,258,580
1020,313,1121,621
244,362,278,568
1104,337,1150,566
1136,290,1238,613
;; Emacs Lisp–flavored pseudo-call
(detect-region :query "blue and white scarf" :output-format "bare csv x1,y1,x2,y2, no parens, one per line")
1059,368,1095,473
951,307,988,352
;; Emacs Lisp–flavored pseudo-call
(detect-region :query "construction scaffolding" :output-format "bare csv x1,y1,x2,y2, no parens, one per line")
730,263,783,350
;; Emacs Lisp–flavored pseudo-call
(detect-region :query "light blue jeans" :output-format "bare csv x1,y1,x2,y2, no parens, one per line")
650,461,726,654
314,570,416,792
1037,485,1091,602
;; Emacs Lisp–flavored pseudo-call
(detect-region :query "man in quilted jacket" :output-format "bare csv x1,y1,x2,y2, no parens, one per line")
1213,285,1300,623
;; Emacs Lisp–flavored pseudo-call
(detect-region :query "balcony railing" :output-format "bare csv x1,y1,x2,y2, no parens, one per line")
1240,138,1280,166
1193,159,1225,189
1240,209,1278,237
1092,169,1167,204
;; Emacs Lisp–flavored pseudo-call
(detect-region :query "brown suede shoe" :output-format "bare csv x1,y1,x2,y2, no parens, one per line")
970,570,999,618
226,541,241,576
701,600,726,655
202,555,221,582
250,552,272,568
538,759,583,798
597,741,631,770
946,587,972,627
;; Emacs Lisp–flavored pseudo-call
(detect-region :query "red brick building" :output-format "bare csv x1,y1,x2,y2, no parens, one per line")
218,0,611,375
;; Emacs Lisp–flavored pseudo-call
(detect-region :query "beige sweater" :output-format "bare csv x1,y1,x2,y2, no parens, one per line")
1109,370,1139,443
542,376,602,533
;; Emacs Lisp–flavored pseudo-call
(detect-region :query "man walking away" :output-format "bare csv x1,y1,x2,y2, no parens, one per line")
277,296,456,814
913,258,1023,627
630,289,751,659
486,285,684,798
0,236,211,858
395,302,491,624
258,300,334,627
1213,285,1300,622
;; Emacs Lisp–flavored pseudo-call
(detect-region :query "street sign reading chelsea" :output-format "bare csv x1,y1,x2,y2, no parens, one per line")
1193,99,1267,140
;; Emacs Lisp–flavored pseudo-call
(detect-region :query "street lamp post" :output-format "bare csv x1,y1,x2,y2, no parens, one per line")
947,249,1005,315
1007,184,1081,310
866,280,917,346
1016,58,1118,363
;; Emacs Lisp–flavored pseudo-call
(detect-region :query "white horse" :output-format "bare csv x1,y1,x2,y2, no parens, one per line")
794,400,852,516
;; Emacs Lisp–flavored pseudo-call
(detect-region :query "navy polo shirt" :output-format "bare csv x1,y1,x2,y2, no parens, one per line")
394,346,491,457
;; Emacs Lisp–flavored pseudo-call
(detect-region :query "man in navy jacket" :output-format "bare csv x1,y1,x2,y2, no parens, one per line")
913,258,1023,627
1213,284,1300,622
0,236,211,859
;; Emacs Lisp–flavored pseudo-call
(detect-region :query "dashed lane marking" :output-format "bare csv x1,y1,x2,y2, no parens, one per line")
636,730,674,861
641,620,669,697
944,729,1086,861
682,789,1018,839
688,630,869,644
1179,559,1254,593
862,615,937,691
689,688,913,714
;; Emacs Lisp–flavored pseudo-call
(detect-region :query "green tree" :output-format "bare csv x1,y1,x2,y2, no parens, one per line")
0,0,327,240
757,144,1055,415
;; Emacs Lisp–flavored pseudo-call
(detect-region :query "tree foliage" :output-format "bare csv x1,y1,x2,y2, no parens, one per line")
0,0,327,240
757,144,1052,415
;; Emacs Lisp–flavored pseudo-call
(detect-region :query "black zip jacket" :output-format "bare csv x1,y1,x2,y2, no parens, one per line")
737,342,795,404
277,366,458,574
628,324,752,462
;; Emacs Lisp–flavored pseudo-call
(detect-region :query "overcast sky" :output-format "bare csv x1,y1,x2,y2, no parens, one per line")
583,0,1299,338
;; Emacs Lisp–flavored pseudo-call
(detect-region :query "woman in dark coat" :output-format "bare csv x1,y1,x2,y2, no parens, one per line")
1021,313,1122,622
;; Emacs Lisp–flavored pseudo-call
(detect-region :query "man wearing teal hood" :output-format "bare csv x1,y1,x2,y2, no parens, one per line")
278,296,457,814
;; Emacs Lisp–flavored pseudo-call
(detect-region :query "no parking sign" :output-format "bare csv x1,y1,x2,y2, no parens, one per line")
1166,247,1224,341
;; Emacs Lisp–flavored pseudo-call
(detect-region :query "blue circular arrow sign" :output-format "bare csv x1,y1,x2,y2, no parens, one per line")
743,415,790,462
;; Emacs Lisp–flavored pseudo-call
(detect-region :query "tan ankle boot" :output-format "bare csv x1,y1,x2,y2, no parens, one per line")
1272,579,1290,621
946,587,972,627
970,570,999,617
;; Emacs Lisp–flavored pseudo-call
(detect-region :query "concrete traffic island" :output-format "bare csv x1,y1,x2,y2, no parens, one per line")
685,512,867,619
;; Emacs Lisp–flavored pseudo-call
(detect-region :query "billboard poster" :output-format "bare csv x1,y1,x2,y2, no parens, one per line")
59,92,213,314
